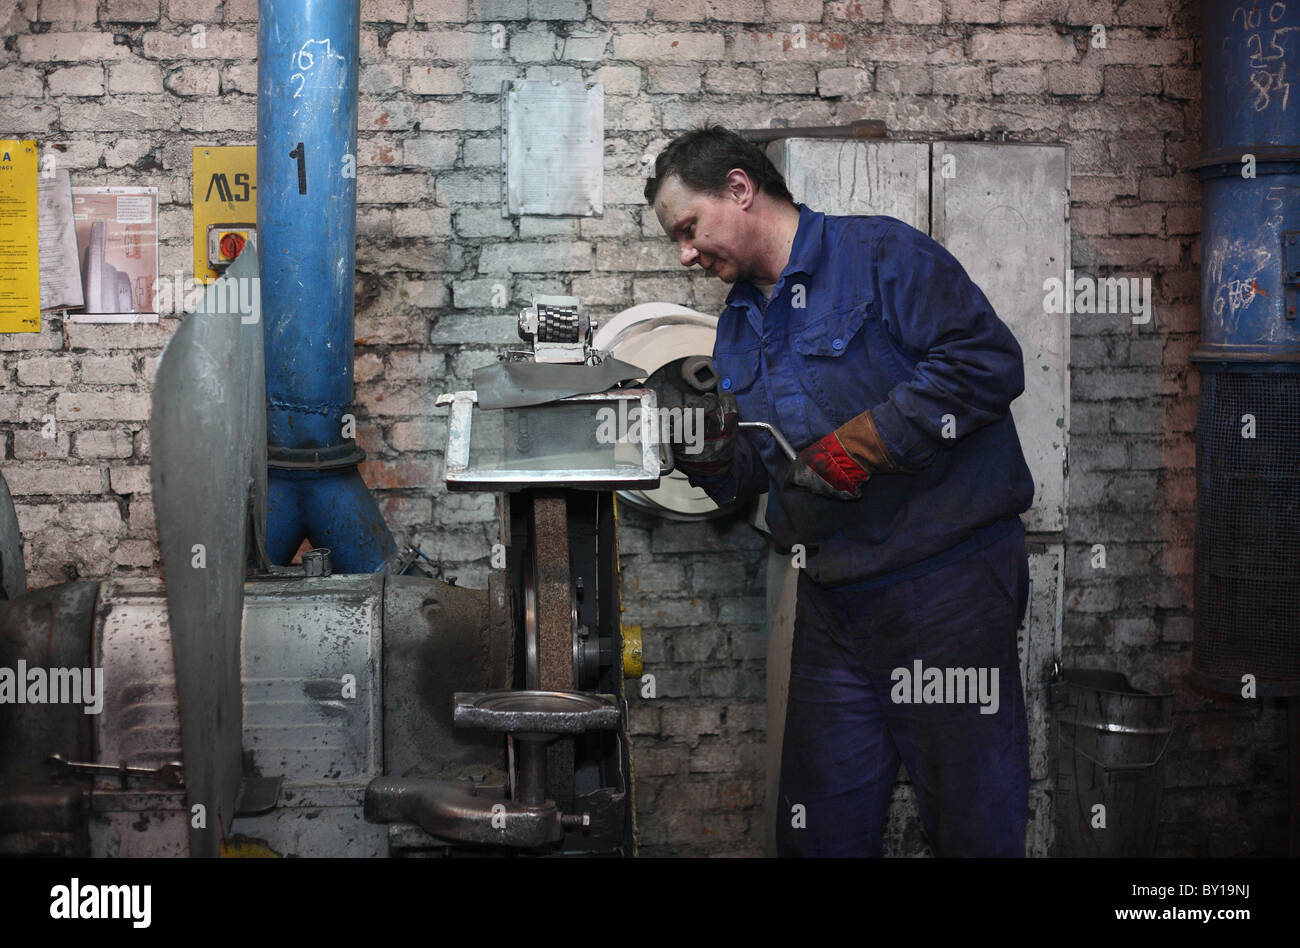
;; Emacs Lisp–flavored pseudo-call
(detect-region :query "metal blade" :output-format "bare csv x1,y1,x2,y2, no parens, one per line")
149,244,265,857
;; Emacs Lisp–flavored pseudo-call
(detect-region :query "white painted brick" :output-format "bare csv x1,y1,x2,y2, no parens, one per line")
386,30,493,60
413,0,469,21
13,430,70,460
108,61,164,94
37,0,99,24
60,98,178,131
219,62,257,94
168,0,223,22
478,241,592,273
818,66,870,97
46,65,105,96
465,64,522,94
141,28,256,60
589,64,641,94
418,99,499,131
113,539,157,568
394,206,452,238
63,502,124,536
360,98,418,130
530,0,587,18
0,65,44,98
561,30,612,60
164,64,220,96
102,139,155,169
612,32,725,63
889,0,940,23
454,207,514,238
359,173,435,205
56,391,152,421
103,0,161,21
18,33,130,62
109,465,152,495
649,66,701,93
3,464,104,495
459,137,500,168
75,429,136,459
80,356,138,384
16,357,74,386
403,135,459,170
405,66,465,95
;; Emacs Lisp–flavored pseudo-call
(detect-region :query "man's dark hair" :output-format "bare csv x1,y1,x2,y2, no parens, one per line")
644,125,794,206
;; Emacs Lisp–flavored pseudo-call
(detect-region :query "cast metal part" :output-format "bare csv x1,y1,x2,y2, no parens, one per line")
149,244,267,858
453,690,621,735
364,777,564,848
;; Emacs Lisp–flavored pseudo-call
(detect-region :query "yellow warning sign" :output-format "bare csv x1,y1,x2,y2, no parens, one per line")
193,146,256,284
0,140,40,332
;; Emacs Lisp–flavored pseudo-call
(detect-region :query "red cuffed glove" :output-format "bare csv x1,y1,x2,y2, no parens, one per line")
784,409,896,500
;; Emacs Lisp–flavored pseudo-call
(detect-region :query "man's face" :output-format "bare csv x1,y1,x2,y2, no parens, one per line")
653,173,756,285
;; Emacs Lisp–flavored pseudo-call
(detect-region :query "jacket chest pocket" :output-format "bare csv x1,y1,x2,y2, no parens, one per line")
792,301,907,420
715,346,762,395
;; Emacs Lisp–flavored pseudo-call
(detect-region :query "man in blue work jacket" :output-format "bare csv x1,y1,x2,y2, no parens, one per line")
645,126,1036,857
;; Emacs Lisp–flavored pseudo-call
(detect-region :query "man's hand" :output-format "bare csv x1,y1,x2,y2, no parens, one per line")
672,391,738,479
784,409,896,500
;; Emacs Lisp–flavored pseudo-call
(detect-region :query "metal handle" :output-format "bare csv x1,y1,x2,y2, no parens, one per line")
1055,725,1175,772
738,421,798,463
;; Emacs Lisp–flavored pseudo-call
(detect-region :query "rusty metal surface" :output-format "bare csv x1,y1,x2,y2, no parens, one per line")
0,471,25,600
0,581,99,779
381,574,508,779
149,246,265,856
242,574,383,782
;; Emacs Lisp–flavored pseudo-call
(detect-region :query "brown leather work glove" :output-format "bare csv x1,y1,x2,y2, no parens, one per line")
784,409,896,500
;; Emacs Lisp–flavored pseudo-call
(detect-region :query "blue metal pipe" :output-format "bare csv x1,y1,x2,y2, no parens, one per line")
1195,0,1300,362
257,0,395,570
1192,0,1300,696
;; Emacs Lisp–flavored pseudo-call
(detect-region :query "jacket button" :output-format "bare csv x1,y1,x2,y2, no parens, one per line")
721,377,732,390
832,338,844,350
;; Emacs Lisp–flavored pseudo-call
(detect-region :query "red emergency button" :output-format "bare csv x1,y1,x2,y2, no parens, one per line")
219,232,246,261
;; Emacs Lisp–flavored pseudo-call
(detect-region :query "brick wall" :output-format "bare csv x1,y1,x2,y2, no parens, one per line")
0,0,1286,856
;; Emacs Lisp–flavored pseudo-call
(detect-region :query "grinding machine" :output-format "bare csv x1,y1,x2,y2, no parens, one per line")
0,0,680,858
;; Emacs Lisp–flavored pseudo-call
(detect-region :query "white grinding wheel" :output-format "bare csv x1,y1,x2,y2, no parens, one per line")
594,303,741,521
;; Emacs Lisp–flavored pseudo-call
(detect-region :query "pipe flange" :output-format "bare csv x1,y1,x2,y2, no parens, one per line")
267,441,367,471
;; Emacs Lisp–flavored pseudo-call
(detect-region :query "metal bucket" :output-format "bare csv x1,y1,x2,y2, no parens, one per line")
1050,668,1174,857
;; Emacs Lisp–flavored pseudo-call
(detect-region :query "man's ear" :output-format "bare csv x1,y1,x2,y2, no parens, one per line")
726,169,756,210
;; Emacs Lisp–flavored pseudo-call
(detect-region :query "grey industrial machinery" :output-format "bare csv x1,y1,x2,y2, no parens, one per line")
0,268,649,857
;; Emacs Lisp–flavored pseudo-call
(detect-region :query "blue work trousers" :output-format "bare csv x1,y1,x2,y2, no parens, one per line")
776,522,1030,857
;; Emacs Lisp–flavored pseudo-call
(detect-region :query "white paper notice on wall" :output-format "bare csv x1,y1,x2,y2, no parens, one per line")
502,79,603,217
68,186,159,324
37,169,84,312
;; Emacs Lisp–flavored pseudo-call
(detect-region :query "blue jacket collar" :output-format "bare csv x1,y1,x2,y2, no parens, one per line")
725,203,825,309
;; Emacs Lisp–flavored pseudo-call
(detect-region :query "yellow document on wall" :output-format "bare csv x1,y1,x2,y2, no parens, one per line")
0,140,40,333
